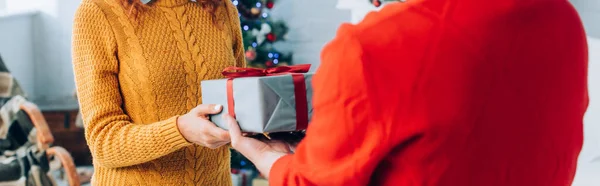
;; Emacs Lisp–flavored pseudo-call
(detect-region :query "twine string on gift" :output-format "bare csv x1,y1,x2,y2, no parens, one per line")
222,64,311,131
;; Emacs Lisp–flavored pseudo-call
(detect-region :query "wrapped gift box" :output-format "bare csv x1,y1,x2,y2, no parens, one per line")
252,178,269,186
201,65,313,133
231,169,255,186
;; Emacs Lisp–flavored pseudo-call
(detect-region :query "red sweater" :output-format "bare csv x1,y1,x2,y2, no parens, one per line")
270,0,588,185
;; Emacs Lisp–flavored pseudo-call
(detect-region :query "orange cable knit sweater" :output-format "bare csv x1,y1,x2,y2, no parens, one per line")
72,0,245,185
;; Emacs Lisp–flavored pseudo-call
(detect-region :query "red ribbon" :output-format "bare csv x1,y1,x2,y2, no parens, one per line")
222,64,311,131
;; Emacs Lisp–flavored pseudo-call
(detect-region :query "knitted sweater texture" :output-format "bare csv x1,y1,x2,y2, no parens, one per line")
72,0,245,185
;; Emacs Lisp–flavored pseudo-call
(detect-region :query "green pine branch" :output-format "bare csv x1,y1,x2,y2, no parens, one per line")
234,0,292,68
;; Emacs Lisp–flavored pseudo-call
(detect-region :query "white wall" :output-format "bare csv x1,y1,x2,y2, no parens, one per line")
0,0,80,110
31,0,79,110
572,0,600,38
270,0,349,71
336,0,384,24
0,11,36,97
0,0,6,11
573,37,600,186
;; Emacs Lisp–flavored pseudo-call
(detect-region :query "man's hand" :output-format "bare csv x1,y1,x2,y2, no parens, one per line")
226,115,290,177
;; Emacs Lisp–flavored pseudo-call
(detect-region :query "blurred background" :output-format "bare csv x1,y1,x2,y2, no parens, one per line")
0,0,597,185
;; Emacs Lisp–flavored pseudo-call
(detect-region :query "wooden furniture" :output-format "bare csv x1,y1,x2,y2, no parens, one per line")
42,110,92,166
47,147,79,186
20,102,80,186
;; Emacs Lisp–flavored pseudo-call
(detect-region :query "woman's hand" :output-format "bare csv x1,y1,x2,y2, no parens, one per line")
226,115,291,177
177,104,231,149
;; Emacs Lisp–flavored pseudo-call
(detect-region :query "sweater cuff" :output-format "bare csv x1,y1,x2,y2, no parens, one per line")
269,154,293,184
158,116,192,150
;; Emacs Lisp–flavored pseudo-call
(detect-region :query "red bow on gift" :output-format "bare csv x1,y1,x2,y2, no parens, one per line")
221,64,312,131
222,64,311,78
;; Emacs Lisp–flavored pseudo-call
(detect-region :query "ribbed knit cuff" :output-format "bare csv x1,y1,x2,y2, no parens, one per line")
269,154,293,184
158,116,192,150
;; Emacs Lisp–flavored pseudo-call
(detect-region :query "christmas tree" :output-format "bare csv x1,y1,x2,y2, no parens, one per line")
230,0,308,179
233,0,292,68
229,0,291,175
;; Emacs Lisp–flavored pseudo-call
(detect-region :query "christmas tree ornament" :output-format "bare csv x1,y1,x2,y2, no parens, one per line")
237,0,292,68
251,23,272,45
245,49,257,61
372,0,382,7
250,7,260,15
266,1,275,9
265,60,274,67
369,0,405,7
266,33,276,42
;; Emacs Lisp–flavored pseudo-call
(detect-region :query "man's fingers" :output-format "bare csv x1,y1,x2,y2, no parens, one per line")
225,115,242,143
194,104,222,115
224,115,267,160
225,115,247,144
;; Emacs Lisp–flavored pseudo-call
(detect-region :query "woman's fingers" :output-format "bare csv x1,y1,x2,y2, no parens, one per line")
201,131,231,149
194,104,222,116
179,104,233,149
206,123,230,140
215,141,231,148
205,141,230,149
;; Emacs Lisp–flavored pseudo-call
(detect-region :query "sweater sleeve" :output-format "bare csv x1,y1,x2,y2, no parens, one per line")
269,25,397,185
225,0,247,68
72,1,191,168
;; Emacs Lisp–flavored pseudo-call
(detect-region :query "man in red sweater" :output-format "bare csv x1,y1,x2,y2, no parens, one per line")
227,0,589,185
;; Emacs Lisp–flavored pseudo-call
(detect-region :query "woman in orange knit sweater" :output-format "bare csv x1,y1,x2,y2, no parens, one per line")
229,0,589,185
72,0,244,185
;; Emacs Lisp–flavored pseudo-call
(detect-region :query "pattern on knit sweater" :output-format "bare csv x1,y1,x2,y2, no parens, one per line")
160,7,214,184
104,0,159,123
160,6,201,109
72,0,241,185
